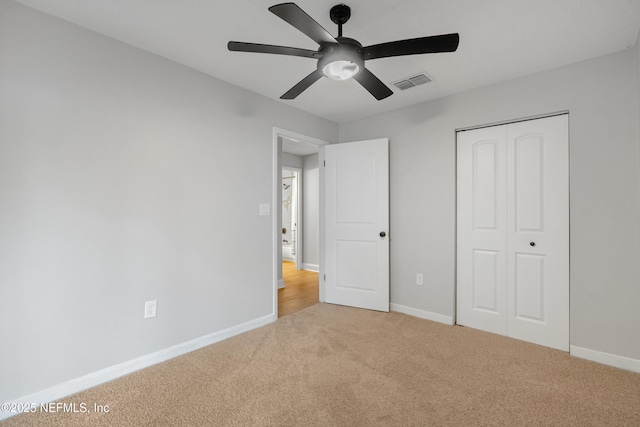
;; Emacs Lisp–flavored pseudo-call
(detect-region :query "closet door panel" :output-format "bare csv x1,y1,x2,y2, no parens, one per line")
506,115,569,351
457,125,508,335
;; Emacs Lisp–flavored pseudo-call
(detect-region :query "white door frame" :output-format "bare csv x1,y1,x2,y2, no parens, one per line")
272,127,330,317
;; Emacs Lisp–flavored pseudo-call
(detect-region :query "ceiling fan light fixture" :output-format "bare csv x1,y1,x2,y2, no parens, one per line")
322,60,359,80
317,43,364,81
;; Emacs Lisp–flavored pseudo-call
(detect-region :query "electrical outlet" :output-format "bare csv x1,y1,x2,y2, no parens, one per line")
144,300,157,319
416,274,424,286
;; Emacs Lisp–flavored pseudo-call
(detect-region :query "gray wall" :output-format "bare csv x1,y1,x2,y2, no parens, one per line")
2,0,639,406
281,152,303,169
0,1,337,402
340,49,640,361
637,34,640,135
302,154,320,268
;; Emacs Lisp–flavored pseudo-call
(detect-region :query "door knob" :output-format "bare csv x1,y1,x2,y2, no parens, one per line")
530,242,536,246
380,231,386,238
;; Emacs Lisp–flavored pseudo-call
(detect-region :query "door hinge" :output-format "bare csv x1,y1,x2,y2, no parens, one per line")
324,160,326,167
324,274,326,281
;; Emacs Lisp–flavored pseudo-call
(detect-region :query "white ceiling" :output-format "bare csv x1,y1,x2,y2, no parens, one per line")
14,0,640,123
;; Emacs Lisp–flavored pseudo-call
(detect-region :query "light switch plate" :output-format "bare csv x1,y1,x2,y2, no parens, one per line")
259,203,270,216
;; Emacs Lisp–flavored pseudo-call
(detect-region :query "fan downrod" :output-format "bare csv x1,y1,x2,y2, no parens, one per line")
330,4,351,37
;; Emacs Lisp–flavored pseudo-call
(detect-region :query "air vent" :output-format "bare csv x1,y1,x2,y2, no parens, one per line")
392,72,433,91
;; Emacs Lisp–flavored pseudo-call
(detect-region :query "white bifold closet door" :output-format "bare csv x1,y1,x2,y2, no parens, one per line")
456,114,569,351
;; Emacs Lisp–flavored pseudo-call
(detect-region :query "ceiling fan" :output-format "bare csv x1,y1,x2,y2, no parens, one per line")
228,3,459,101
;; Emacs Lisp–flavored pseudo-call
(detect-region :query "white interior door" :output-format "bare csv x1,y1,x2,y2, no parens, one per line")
323,138,389,312
457,115,569,351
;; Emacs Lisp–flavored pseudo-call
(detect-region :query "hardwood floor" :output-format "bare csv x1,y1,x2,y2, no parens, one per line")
278,261,319,318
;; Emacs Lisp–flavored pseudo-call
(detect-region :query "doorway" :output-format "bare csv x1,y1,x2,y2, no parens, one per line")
272,128,328,318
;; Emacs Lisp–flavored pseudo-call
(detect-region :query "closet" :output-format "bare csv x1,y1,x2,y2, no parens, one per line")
456,114,569,351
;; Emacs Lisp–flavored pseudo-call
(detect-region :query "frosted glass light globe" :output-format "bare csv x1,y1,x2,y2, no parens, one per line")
322,60,360,80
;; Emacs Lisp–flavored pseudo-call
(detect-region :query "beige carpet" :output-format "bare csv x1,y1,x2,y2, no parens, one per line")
3,303,640,426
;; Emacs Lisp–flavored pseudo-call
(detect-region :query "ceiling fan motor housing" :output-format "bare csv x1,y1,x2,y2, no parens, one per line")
317,37,364,80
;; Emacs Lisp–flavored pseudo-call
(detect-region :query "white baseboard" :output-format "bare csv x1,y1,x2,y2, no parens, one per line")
278,278,285,289
390,303,454,326
570,345,640,373
0,313,277,422
282,256,295,263
301,263,319,272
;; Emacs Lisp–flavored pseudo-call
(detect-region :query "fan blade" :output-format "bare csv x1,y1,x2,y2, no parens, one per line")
269,3,337,46
281,70,323,99
353,68,393,100
364,33,459,60
228,41,320,59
